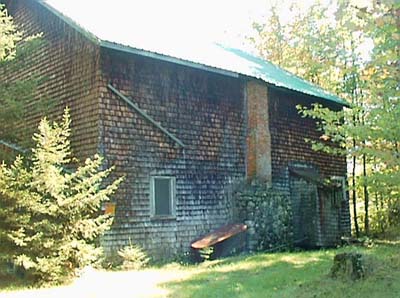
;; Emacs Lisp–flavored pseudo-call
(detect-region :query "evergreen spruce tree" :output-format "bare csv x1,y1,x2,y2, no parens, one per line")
0,109,122,283
0,4,48,162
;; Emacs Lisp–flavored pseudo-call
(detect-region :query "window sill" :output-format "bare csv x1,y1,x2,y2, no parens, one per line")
150,215,176,221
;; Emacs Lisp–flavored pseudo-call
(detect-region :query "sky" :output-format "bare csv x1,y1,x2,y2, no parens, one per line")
44,0,323,52
42,0,374,69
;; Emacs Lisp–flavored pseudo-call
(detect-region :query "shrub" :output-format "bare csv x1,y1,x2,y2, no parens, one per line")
118,242,150,270
199,247,214,261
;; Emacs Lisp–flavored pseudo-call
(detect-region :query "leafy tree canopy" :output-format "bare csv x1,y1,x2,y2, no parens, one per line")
251,0,399,235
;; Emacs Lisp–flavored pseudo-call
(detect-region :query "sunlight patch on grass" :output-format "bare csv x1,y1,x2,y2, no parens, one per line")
373,239,400,246
280,255,321,268
0,267,196,298
207,258,278,273
2,242,399,298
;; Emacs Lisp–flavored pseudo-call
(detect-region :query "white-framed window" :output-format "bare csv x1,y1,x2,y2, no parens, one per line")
150,176,176,217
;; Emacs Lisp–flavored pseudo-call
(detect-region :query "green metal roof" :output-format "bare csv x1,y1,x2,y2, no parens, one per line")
37,0,347,106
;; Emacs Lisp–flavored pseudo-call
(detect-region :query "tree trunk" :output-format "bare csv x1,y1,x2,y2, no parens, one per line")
352,153,359,237
331,252,366,280
363,153,369,235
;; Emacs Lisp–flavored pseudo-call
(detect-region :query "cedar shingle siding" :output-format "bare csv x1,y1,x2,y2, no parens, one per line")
99,49,246,257
2,0,350,259
1,0,101,161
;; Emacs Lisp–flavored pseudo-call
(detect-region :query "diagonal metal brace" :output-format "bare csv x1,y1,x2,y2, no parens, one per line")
107,84,185,148
0,139,29,154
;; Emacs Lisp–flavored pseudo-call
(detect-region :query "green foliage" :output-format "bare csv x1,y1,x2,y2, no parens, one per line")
0,108,123,283
118,241,150,270
251,6,288,67
252,2,341,91
198,247,214,261
0,5,50,162
0,4,20,61
252,0,400,236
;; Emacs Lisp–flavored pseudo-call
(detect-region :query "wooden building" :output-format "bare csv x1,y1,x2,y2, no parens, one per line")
1,0,350,259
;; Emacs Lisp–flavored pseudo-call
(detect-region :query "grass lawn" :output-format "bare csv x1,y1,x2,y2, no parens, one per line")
163,240,400,298
1,241,399,298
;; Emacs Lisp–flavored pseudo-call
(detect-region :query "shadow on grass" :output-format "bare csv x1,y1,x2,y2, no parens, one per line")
162,244,400,298
0,273,35,292
161,251,333,298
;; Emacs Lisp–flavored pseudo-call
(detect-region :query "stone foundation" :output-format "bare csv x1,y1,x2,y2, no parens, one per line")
233,183,292,252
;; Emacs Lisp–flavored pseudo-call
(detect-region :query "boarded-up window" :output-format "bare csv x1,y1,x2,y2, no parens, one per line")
150,176,175,217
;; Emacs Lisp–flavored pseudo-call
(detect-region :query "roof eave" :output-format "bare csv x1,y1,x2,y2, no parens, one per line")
37,0,100,44
101,42,349,107
100,40,239,79
267,84,350,108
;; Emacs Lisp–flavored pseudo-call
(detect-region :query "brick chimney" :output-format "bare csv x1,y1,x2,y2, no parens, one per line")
246,80,272,184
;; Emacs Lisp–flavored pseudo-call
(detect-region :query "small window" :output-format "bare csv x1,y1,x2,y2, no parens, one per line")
150,176,175,217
